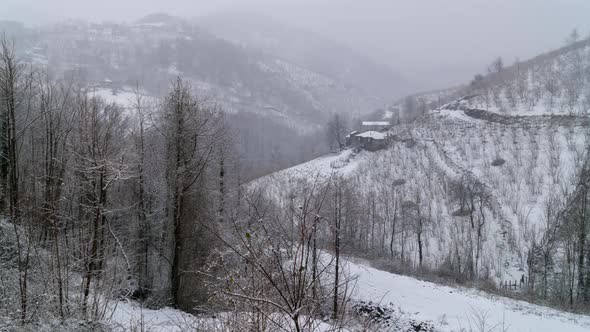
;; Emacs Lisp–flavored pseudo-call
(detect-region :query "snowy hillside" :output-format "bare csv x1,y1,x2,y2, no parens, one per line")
391,37,590,126
250,37,590,292
251,99,590,285
452,38,590,117
468,37,590,115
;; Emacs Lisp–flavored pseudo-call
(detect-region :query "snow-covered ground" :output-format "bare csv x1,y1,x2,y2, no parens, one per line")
348,259,590,332
90,88,148,108
107,258,590,331
249,148,369,207
107,301,202,332
107,300,339,331
265,148,364,179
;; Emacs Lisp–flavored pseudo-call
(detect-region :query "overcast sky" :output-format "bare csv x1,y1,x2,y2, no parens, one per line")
3,0,590,91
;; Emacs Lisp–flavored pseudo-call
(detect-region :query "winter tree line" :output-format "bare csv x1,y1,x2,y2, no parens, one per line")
528,157,590,310
0,37,357,331
4,18,333,182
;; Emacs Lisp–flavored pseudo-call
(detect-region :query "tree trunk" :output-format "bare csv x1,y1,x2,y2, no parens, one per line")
333,187,341,320
578,191,587,302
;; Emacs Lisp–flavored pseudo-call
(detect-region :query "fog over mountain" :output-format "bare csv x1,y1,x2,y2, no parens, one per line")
198,11,411,99
3,2,590,331
4,0,590,91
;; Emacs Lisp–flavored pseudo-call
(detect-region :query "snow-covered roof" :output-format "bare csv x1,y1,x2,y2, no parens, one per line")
356,131,387,140
362,121,390,126
346,131,360,138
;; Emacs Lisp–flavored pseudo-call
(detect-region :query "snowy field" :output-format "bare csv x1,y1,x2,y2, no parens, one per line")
348,260,590,332
248,148,370,209
107,258,590,331
107,301,338,331
90,88,153,108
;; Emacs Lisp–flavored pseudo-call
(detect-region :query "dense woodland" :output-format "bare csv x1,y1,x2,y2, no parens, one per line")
0,37,358,331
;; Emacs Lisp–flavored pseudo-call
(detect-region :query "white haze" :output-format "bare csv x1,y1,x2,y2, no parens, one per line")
3,0,590,92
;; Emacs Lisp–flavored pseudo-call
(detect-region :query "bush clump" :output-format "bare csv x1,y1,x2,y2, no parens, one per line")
491,157,506,166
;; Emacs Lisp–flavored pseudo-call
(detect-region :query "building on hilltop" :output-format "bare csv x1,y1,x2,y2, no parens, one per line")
345,131,359,146
346,130,389,151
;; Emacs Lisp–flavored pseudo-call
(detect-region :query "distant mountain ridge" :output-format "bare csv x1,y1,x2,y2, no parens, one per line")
198,10,411,101
6,14,385,129
1,13,393,177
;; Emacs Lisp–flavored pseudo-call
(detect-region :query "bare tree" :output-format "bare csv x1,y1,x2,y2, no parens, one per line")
71,95,128,317
36,74,75,319
210,177,352,331
160,78,227,308
130,87,153,299
325,113,348,151
0,36,35,324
